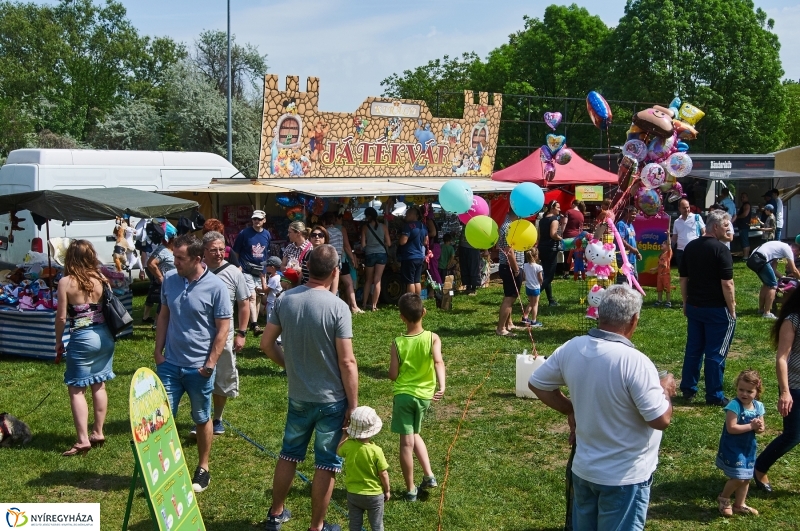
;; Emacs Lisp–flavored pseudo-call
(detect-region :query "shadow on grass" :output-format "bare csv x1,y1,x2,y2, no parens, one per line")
27,470,130,491
358,364,389,381
237,366,287,378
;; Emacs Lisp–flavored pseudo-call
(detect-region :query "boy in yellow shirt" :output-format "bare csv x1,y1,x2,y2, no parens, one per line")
389,293,446,501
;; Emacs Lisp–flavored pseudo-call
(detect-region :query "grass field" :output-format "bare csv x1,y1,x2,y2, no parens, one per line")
2,262,800,530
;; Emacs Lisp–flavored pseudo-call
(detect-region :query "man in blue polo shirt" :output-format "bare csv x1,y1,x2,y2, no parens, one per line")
233,209,272,336
154,234,232,494
398,206,428,295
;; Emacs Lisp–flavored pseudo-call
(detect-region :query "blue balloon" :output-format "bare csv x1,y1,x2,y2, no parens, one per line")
439,179,474,214
677,141,690,152
510,182,545,218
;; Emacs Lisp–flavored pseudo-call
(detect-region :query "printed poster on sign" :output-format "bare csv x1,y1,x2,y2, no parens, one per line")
633,215,670,288
575,186,603,202
130,367,205,531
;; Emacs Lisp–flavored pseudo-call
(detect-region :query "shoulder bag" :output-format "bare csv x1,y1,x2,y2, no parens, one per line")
746,245,768,273
102,283,133,339
366,223,388,253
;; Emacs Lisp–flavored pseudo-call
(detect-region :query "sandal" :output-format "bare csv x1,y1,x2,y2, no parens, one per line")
89,436,105,448
352,307,365,314
732,504,758,516
717,495,732,517
496,331,516,338
62,443,91,457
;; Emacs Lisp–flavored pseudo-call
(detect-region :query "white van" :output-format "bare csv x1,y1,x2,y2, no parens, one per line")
0,149,239,267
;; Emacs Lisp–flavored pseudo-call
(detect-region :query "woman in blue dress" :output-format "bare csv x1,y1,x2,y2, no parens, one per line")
55,240,116,456
715,370,765,517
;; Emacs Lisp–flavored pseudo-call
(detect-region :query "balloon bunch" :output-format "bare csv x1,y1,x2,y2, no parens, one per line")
539,112,573,182
505,183,545,250
615,96,705,217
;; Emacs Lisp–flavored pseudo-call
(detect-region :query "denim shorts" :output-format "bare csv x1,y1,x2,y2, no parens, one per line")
280,398,347,472
525,287,541,297
400,259,424,284
757,263,778,288
572,473,652,531
156,360,215,424
364,253,388,268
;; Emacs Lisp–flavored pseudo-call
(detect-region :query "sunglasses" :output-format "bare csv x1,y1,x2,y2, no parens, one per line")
310,232,325,238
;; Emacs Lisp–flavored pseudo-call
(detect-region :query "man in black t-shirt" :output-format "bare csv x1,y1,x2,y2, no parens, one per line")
678,211,736,406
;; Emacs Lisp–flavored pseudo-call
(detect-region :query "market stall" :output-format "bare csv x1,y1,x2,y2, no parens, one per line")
0,188,198,360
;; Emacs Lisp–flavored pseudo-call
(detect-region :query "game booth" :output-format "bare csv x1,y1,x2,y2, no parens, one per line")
0,188,199,360
175,75,519,302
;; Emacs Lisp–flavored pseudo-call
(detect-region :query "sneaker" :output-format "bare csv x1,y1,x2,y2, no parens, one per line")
404,487,418,501
192,466,210,493
419,476,438,489
763,312,777,319
212,419,225,435
531,320,544,328
653,301,662,307
251,324,264,337
717,495,733,517
732,504,759,516
521,317,532,325
309,523,341,531
142,316,154,324
188,427,197,439
706,397,731,407
680,392,696,403
664,302,672,308
548,300,559,307
265,508,291,531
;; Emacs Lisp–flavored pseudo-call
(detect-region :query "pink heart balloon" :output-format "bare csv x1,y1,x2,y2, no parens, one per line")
544,161,557,182
544,112,562,131
458,195,490,224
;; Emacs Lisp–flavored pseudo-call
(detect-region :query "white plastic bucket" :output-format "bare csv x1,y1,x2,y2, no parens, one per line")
516,351,546,399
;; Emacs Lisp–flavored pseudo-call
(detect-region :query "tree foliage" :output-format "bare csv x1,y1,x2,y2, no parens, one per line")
783,81,800,150
383,1,788,159
193,29,268,99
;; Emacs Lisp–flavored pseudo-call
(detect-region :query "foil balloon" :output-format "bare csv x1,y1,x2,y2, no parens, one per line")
635,187,663,217
622,139,648,163
540,146,553,163
666,152,693,178
510,182,545,218
640,163,667,190
286,205,304,221
586,91,612,130
543,112,562,131
633,108,674,138
668,97,682,119
673,120,698,141
544,161,556,182
546,134,566,154
617,156,637,191
554,148,573,165
679,103,705,125
677,141,690,152
506,219,538,251
275,194,298,208
647,134,676,162
667,183,686,203
457,195,490,224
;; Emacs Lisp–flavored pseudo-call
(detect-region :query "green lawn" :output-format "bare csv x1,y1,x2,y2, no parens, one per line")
2,262,800,530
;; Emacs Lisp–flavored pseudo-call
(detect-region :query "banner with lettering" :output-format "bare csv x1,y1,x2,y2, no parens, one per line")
130,368,205,531
258,75,502,179
633,215,671,288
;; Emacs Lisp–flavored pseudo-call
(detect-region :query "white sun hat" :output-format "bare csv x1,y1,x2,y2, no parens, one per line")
347,406,383,439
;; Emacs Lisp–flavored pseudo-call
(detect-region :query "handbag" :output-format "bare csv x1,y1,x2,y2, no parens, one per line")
746,247,768,273
102,283,133,339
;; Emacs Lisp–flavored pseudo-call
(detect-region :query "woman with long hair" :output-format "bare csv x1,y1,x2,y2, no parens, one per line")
538,201,563,306
281,221,313,285
322,214,363,313
360,206,391,310
753,286,800,491
55,240,116,456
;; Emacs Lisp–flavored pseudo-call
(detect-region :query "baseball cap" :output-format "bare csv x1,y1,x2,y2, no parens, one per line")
346,406,383,439
252,210,266,219
763,191,773,198
266,256,282,268
764,204,774,211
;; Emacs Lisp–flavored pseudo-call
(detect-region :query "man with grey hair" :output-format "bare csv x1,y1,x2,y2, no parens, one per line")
261,244,358,531
529,284,675,531
201,231,250,436
679,209,736,406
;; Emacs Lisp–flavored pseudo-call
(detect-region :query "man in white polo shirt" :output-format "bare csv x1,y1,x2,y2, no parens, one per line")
672,199,705,269
529,285,675,530
747,240,800,318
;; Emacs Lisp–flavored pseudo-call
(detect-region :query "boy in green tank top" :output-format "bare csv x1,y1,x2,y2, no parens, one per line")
388,293,446,501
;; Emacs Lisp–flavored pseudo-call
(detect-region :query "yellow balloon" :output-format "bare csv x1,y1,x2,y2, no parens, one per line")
679,103,705,126
506,219,538,251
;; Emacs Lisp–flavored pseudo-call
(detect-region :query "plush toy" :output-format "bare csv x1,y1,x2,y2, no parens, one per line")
586,284,605,319
112,218,134,271
584,239,616,281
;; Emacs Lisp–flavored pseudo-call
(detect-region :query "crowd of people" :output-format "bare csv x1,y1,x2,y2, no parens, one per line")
52,193,800,530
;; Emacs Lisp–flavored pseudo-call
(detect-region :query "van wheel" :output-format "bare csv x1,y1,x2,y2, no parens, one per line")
380,271,404,305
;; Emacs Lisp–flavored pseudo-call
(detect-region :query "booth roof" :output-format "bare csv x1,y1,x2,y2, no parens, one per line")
180,177,516,197
492,148,618,186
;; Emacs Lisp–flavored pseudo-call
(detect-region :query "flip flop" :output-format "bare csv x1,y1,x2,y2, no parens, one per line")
496,331,517,338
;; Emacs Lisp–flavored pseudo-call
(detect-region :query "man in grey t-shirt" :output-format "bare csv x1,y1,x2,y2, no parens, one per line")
202,231,251,436
261,244,358,531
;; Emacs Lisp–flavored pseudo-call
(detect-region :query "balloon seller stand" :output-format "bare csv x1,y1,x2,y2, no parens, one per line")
122,441,159,531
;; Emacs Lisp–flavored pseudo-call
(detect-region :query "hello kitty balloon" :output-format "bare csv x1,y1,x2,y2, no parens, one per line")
586,284,605,319
584,239,616,280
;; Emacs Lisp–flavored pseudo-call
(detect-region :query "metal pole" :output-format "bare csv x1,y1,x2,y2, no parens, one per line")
226,0,232,163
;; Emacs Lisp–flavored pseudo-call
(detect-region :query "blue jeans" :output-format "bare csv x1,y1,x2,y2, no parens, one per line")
680,305,736,402
757,262,778,288
755,388,800,474
572,473,652,531
156,361,215,424
279,398,347,472
776,227,783,242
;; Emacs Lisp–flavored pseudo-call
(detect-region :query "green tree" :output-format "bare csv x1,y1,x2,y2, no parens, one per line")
608,0,786,153
193,29,267,99
783,81,800,149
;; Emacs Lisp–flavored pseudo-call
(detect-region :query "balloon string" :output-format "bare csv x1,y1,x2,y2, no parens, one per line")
502,244,538,356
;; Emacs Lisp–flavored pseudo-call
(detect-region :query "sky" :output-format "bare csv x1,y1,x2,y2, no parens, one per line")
38,0,800,112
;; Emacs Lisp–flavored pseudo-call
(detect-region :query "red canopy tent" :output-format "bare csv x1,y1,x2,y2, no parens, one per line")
489,148,618,226
491,148,618,186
